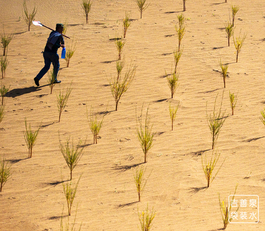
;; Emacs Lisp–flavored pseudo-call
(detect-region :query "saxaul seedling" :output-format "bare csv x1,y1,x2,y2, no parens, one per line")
23,0,37,31
219,185,238,230
24,119,40,158
116,60,124,81
65,41,76,67
82,0,92,24
207,94,227,150
169,102,179,131
57,87,72,122
201,150,225,188
0,158,11,192
173,49,182,74
48,70,56,94
229,91,237,115
138,205,156,231
110,65,136,111
1,33,13,56
137,107,154,163
231,5,239,27
260,108,265,126
60,137,85,181
62,176,81,216
134,166,147,202
136,0,149,19
220,61,228,88
116,39,125,60
1,56,8,78
175,14,185,51
167,73,179,98
88,108,104,144
0,85,9,105
234,33,246,63
183,0,186,11
123,13,131,38
225,22,233,47
0,105,4,123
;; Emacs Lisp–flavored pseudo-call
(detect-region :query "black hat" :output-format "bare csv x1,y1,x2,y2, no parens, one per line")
56,23,64,30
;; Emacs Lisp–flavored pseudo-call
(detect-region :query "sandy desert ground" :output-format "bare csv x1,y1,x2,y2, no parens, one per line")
1,0,265,230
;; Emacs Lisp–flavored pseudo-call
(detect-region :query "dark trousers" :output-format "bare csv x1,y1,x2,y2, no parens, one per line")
35,51,60,81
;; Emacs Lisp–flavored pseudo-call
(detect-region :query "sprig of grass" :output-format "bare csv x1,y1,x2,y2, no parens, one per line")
201,150,225,188
137,107,154,163
88,108,104,144
1,56,8,79
62,176,81,216
231,5,239,27
225,22,234,47
57,87,72,122
24,119,40,158
0,105,4,123
136,0,149,19
23,0,37,31
167,73,179,98
134,166,147,202
0,158,11,192
138,205,156,231
123,13,131,38
207,94,227,150
1,33,13,56
233,33,246,63
116,39,125,60
219,185,238,230
220,61,228,88
169,102,179,131
110,65,136,111
60,137,85,181
229,91,237,116
0,85,9,105
82,0,92,24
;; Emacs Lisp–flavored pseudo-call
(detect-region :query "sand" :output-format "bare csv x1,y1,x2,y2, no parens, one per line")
1,0,265,230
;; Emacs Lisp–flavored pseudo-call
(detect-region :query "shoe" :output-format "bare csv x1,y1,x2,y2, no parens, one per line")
34,77,39,87
54,80,61,84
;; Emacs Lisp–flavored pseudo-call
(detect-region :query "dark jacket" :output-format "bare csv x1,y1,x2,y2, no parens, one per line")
44,31,64,53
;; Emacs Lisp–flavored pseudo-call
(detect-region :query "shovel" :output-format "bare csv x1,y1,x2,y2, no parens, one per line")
32,21,70,39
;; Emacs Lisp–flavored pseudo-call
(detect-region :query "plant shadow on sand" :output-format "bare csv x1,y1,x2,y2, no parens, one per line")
189,186,207,194
46,179,69,187
49,214,68,220
5,84,49,98
112,162,144,172
242,136,265,142
190,149,211,156
7,158,29,164
117,201,138,208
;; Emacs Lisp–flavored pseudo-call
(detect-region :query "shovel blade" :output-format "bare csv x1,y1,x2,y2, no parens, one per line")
32,21,42,26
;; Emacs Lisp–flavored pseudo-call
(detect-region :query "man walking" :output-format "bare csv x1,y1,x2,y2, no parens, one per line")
34,23,65,87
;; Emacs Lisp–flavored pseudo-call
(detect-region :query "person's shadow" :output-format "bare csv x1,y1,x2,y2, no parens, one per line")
5,84,49,98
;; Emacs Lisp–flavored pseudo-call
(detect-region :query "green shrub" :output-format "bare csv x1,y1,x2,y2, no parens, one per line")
1,33,13,56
